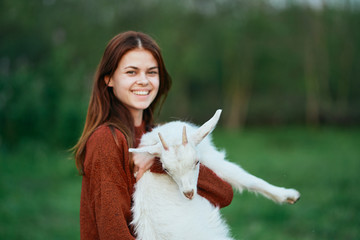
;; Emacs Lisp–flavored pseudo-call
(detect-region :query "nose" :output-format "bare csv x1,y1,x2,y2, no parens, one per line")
136,73,149,86
183,190,194,200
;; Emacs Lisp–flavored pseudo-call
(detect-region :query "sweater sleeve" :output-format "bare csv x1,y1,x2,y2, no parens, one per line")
81,126,135,240
197,164,234,208
94,182,135,239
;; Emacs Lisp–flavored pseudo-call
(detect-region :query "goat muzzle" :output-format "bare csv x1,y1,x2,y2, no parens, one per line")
183,190,194,200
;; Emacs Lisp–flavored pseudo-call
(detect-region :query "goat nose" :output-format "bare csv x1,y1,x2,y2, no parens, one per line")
183,190,194,200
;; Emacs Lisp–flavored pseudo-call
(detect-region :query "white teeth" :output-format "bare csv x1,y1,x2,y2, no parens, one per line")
132,91,149,96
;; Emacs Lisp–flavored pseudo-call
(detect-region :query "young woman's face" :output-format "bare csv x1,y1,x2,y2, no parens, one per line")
107,48,160,121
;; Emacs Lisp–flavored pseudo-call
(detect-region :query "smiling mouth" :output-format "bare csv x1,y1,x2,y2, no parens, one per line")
132,90,150,96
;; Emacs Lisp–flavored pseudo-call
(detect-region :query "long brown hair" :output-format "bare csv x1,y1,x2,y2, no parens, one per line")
73,31,172,175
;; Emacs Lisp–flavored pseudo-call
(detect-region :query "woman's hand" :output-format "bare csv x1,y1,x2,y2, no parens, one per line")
132,152,156,181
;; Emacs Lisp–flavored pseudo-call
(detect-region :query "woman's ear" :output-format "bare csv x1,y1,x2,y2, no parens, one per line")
104,75,114,87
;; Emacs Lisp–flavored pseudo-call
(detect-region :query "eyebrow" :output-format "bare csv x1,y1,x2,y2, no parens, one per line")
124,66,158,70
124,66,138,70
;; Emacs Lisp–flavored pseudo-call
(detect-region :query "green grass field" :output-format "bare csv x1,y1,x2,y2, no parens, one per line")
1,127,359,239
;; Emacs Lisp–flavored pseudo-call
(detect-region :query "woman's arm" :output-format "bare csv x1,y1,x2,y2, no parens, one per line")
81,126,135,240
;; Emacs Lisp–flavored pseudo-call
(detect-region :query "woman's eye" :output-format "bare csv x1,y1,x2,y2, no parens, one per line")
126,71,136,75
148,71,158,75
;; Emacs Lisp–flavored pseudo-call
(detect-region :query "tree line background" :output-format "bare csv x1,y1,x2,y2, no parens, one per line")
0,0,359,149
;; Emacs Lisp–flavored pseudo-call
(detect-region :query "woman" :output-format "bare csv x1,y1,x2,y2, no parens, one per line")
73,31,233,240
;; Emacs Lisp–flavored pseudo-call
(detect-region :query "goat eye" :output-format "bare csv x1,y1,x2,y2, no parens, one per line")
196,161,200,165
164,168,168,173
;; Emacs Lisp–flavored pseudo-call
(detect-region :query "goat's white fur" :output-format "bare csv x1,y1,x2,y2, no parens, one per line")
129,110,300,240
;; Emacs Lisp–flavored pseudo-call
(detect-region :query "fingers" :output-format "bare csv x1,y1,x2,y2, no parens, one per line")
132,152,156,181
133,152,152,168
136,168,146,182
136,159,154,181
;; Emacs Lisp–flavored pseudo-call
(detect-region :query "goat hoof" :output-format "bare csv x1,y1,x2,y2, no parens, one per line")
286,196,300,204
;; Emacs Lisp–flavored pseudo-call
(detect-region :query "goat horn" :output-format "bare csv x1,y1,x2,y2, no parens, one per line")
158,132,169,150
182,126,188,145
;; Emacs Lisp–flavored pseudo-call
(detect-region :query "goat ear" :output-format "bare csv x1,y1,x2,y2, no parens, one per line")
129,144,162,156
191,109,222,146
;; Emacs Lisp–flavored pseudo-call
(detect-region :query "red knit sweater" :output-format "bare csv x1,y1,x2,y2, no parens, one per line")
80,124,233,240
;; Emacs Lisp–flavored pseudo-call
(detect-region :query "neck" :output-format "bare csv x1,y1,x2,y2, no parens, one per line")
131,109,143,127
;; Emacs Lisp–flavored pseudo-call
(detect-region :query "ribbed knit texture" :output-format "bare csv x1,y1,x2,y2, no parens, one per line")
80,124,233,240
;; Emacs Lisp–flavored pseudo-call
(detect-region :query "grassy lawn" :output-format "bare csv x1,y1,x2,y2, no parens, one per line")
1,127,359,239
214,127,360,240
0,141,81,240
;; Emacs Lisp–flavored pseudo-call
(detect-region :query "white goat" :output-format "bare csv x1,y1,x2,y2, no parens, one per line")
129,110,300,240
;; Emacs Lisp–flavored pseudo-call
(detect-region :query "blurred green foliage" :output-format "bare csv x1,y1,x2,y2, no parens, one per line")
1,0,360,148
